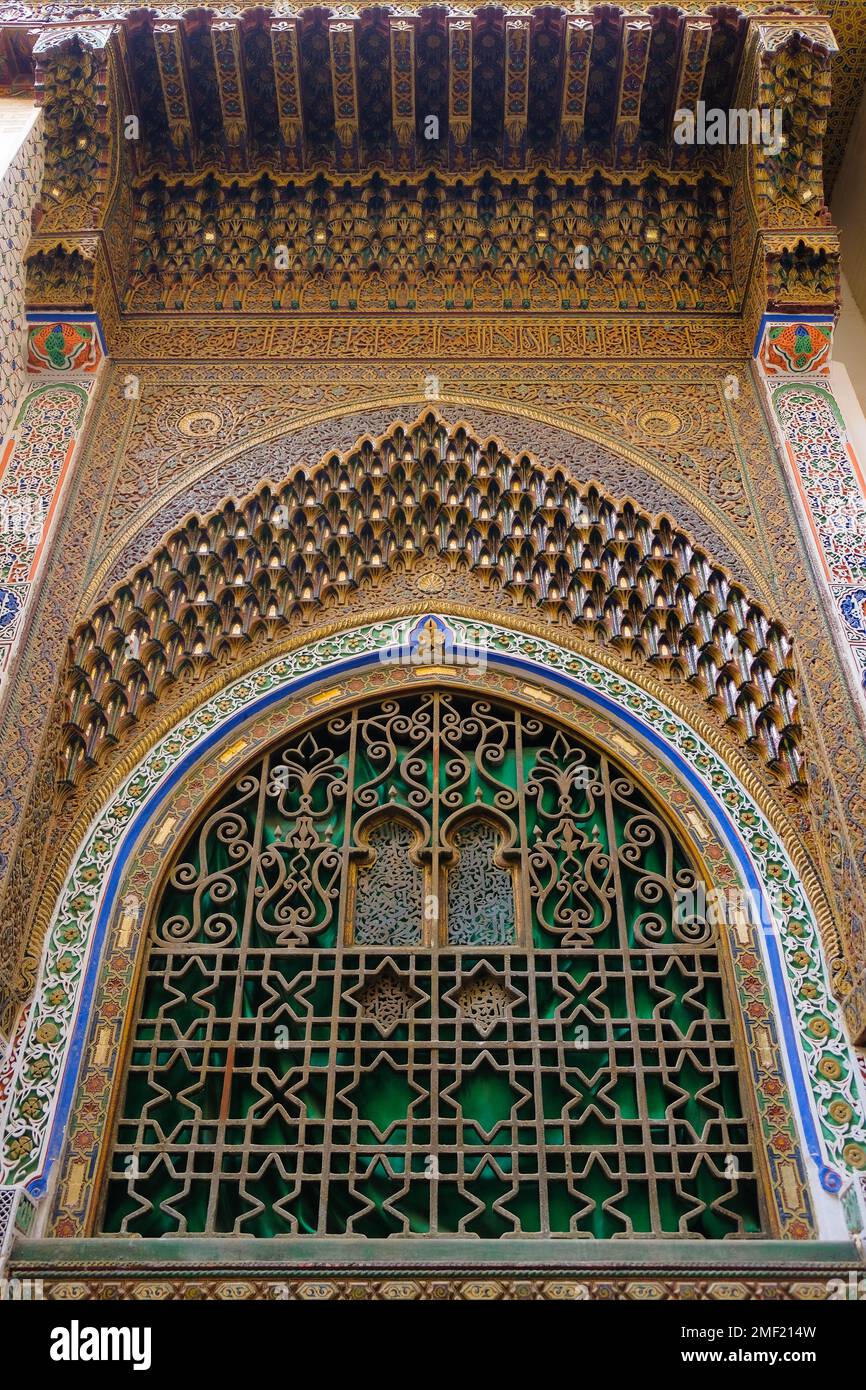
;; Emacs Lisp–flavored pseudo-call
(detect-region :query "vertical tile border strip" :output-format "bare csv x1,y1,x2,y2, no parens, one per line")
754,314,866,702
0,617,863,1234
0,377,96,683
0,109,44,442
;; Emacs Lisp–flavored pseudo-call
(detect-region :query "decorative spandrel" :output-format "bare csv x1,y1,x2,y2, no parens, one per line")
102,689,764,1240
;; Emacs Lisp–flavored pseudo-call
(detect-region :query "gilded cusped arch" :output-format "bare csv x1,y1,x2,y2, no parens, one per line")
65,410,802,795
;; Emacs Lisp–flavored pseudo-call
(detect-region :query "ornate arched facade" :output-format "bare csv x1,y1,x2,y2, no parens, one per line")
1,1,865,1308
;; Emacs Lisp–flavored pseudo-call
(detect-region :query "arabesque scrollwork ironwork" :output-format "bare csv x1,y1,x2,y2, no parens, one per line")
100,689,763,1240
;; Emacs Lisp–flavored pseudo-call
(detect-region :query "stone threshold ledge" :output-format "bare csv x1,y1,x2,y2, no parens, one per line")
11,1236,863,1275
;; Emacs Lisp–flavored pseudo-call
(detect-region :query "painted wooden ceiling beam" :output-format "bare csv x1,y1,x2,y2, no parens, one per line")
152,21,197,171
